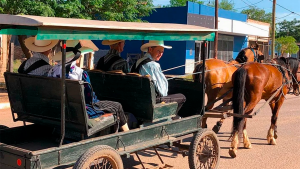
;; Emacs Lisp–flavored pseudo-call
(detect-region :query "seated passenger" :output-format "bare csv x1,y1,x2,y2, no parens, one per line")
95,40,129,73
49,40,129,131
130,40,186,114
18,36,58,76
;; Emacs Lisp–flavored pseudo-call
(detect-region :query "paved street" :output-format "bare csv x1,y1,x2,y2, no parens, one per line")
1,94,300,169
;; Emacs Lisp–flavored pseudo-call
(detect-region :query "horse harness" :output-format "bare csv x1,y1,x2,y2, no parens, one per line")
250,48,258,62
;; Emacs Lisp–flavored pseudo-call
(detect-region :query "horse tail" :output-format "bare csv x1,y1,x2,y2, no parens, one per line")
232,67,247,135
193,62,206,83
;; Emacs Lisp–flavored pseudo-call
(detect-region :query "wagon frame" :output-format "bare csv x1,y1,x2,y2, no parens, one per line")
0,14,219,169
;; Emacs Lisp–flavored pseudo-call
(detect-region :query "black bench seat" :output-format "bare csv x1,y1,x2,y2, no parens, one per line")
4,72,116,138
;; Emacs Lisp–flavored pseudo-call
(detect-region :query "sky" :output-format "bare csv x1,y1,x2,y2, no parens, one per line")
153,0,300,21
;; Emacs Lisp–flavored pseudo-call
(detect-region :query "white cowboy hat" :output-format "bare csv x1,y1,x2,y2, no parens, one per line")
140,40,172,52
52,40,99,62
102,40,125,45
25,36,59,52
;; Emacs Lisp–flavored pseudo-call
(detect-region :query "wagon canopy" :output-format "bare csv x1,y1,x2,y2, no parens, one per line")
0,14,216,41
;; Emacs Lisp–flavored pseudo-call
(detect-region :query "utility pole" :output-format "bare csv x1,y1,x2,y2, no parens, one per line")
214,0,218,59
271,0,276,58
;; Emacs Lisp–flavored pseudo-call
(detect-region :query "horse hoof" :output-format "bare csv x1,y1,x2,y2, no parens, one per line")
229,148,237,158
244,143,252,149
267,137,277,145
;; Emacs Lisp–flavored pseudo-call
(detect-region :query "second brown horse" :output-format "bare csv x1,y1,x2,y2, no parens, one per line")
229,57,294,158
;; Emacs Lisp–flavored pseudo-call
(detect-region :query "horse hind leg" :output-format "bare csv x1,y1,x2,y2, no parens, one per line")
267,96,284,145
229,131,239,158
243,119,252,149
205,87,221,110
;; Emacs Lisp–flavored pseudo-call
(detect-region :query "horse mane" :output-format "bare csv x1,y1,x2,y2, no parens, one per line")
235,50,248,63
286,58,299,75
272,57,288,78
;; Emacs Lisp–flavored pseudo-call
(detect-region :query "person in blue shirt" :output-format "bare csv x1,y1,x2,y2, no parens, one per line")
130,40,186,115
49,40,129,131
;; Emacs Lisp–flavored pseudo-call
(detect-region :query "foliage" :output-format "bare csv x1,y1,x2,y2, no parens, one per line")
0,0,154,59
207,0,235,11
276,19,300,42
0,0,154,22
275,36,299,55
168,0,204,7
241,6,272,23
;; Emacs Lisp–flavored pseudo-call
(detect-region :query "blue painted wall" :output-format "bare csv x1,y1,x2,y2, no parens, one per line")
120,40,186,75
233,36,248,59
159,41,186,75
187,1,247,22
143,6,188,24
186,41,195,60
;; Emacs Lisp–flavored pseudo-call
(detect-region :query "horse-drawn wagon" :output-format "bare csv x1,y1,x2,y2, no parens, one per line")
0,14,220,169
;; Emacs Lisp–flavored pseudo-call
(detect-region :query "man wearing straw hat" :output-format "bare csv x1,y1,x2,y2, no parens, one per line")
49,40,130,132
96,40,129,73
18,36,58,76
131,40,186,115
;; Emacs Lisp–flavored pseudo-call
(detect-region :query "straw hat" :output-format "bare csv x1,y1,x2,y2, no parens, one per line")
25,36,59,52
102,40,125,45
140,40,172,52
52,40,99,62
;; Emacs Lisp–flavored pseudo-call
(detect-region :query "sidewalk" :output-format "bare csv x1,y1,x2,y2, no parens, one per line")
0,89,10,109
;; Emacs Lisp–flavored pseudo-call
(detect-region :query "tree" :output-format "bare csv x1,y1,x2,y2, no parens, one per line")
241,6,272,23
0,0,154,59
277,19,300,42
275,36,299,56
207,0,235,11
169,0,204,7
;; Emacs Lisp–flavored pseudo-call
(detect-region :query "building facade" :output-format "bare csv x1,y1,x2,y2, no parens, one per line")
93,1,270,75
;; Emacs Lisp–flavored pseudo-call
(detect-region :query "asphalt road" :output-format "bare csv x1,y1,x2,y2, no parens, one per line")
1,94,300,169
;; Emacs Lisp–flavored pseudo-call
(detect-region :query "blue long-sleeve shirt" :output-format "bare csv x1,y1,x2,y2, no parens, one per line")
139,53,168,97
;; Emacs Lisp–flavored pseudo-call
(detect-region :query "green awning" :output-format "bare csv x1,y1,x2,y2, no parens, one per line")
0,27,215,41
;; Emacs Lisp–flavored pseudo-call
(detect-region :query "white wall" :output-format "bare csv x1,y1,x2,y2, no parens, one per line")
218,18,269,37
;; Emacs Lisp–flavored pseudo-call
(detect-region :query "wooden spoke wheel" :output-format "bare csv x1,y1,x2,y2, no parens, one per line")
189,129,220,169
73,145,123,169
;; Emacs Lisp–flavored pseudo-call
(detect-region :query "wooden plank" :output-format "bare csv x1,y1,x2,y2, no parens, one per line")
203,112,227,119
214,105,232,112
87,52,94,70
227,113,252,118
9,42,14,72
0,14,217,33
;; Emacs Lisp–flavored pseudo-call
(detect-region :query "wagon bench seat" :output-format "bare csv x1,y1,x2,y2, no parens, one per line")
4,72,116,138
87,71,178,122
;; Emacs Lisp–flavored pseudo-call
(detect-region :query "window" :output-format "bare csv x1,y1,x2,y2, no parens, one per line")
209,35,234,61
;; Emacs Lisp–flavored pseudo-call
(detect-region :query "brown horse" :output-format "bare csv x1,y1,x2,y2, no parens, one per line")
229,57,294,158
193,47,264,111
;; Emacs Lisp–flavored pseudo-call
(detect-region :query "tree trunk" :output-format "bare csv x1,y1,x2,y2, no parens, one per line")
18,35,32,59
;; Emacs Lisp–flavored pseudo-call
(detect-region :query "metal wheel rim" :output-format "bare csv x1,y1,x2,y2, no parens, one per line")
195,134,219,169
87,156,117,169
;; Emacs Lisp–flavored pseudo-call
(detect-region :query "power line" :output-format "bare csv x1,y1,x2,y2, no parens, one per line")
269,0,300,17
276,12,294,20
235,0,264,10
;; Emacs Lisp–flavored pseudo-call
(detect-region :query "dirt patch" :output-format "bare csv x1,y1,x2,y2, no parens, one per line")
0,90,8,103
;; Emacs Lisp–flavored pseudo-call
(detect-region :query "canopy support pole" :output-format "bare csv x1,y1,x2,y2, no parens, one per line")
59,40,66,147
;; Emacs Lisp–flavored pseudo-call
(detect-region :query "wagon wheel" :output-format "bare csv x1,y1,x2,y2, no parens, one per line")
188,129,220,169
73,145,123,169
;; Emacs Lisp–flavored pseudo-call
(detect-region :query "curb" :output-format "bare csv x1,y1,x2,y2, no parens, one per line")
0,103,10,109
